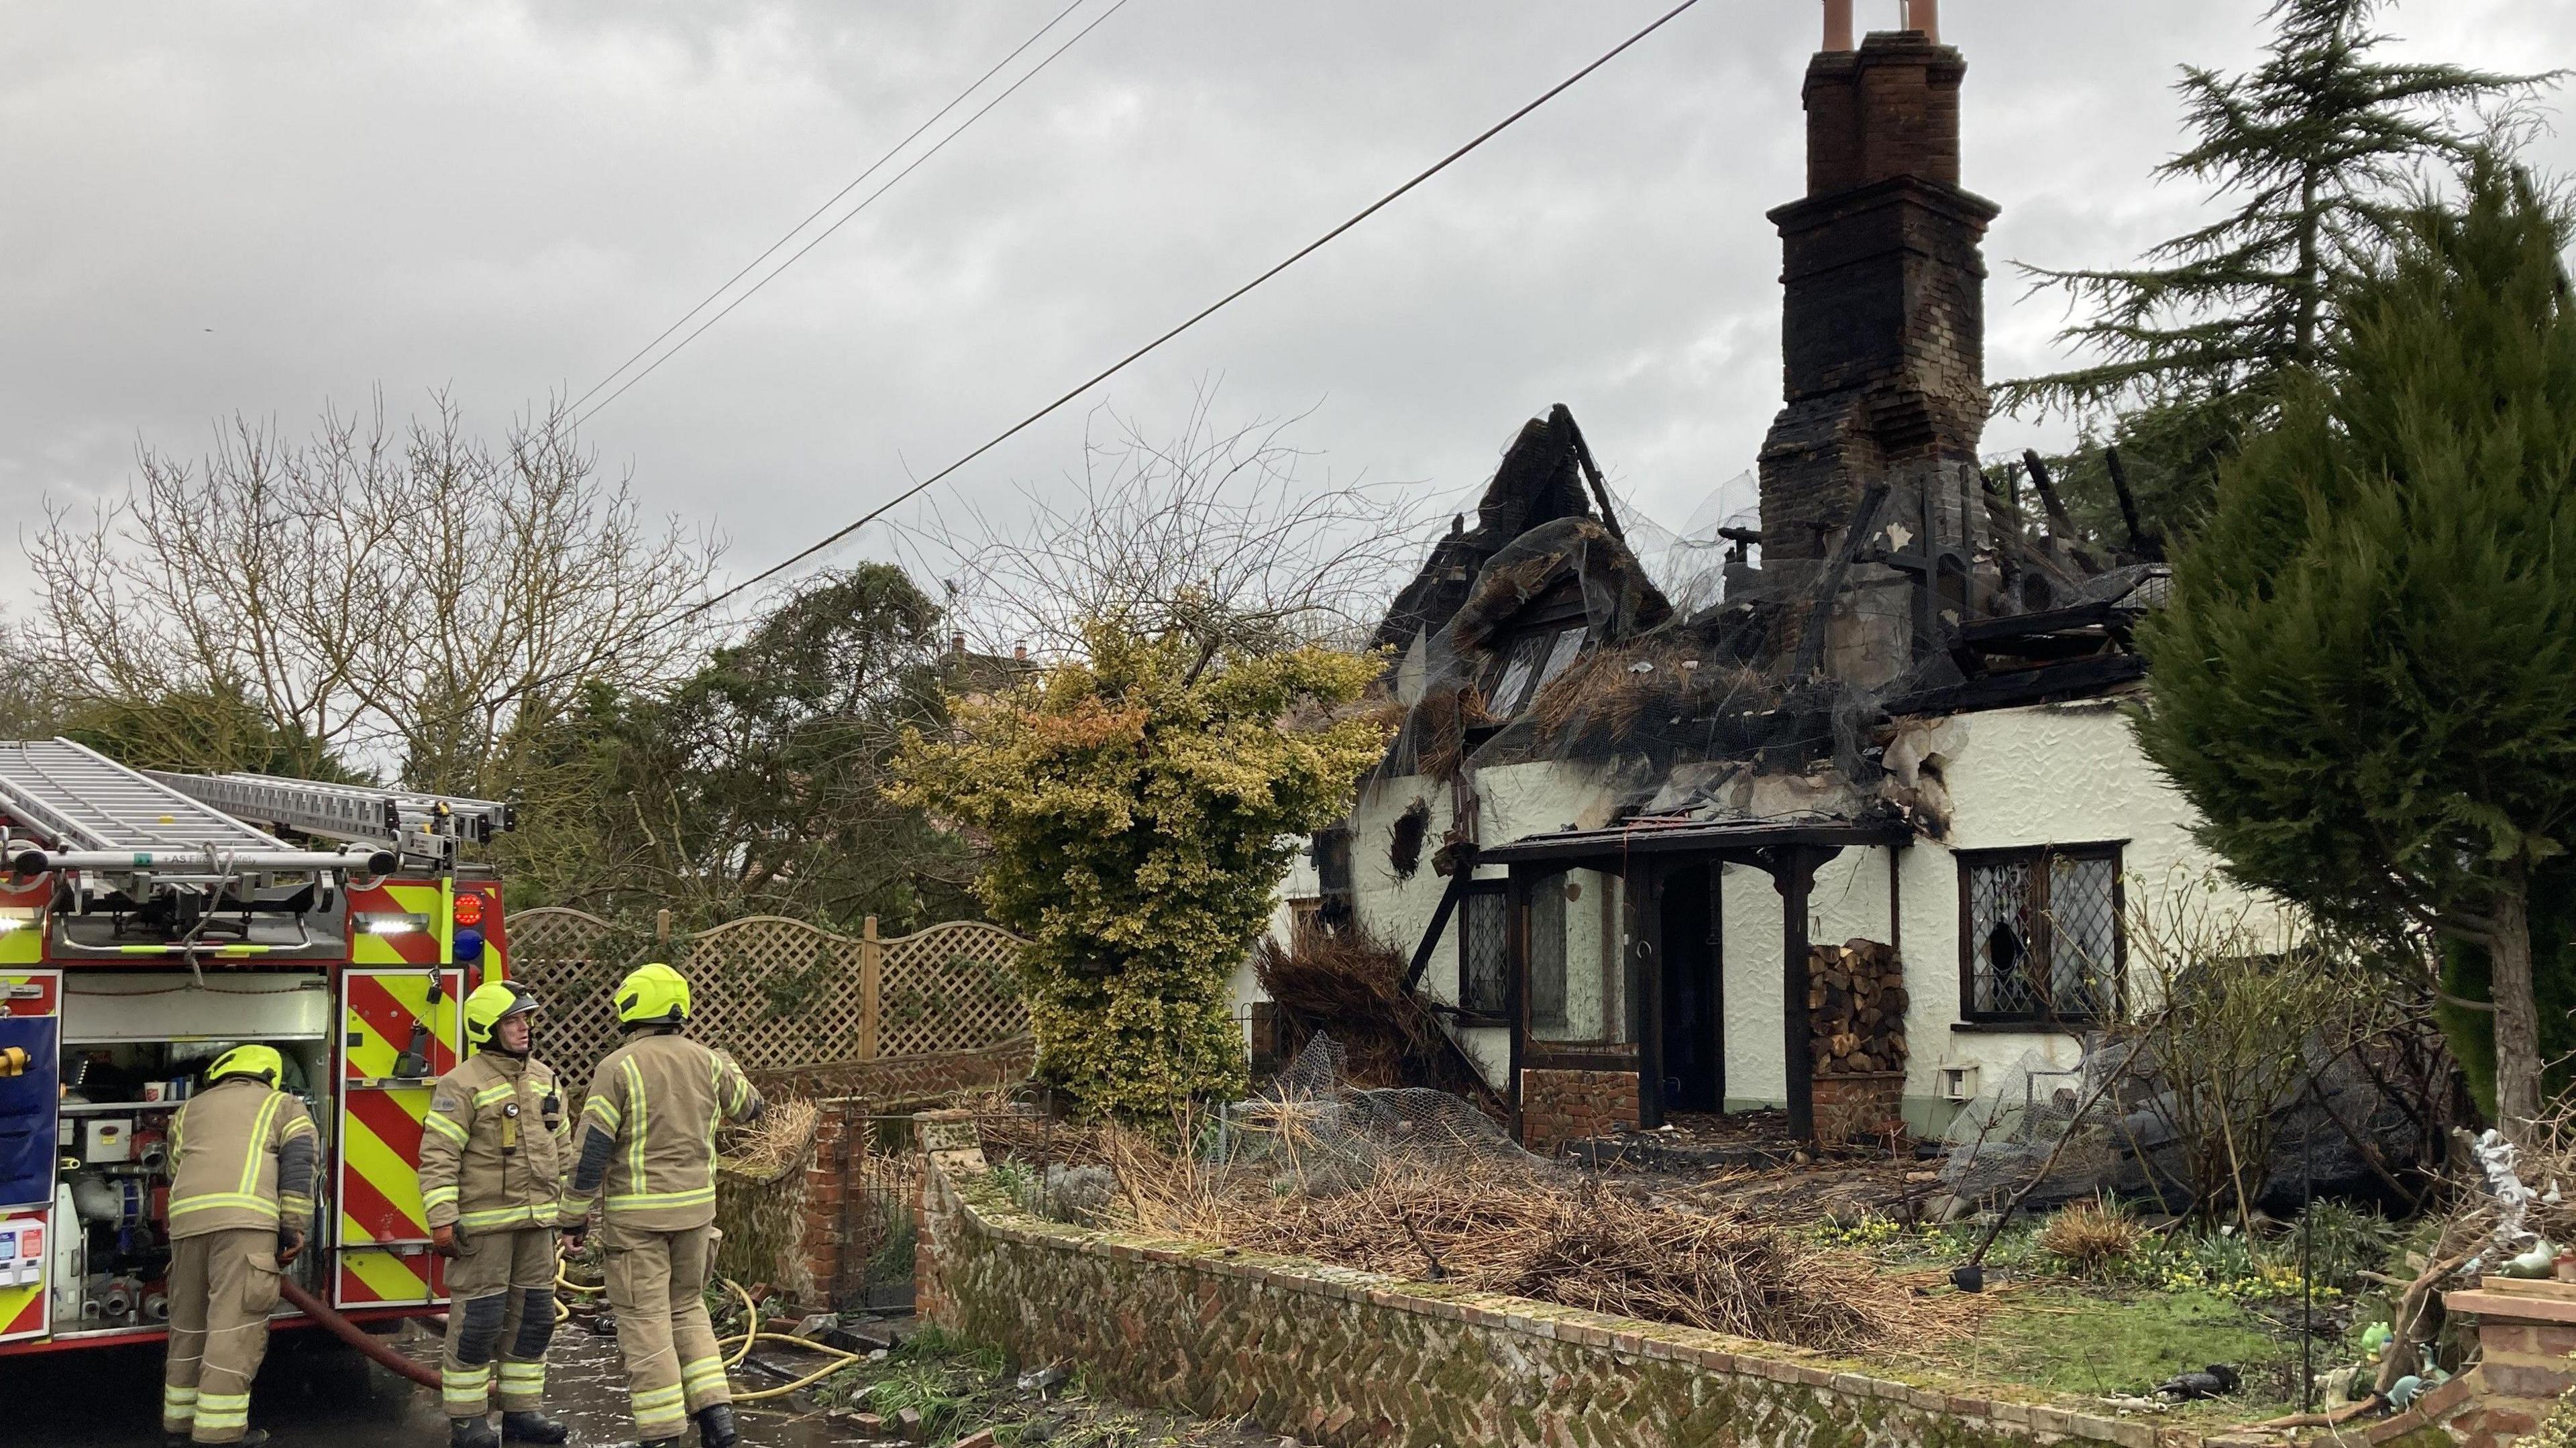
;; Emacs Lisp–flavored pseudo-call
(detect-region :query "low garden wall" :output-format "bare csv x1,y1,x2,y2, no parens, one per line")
914,1111,2252,1448
1519,1068,1640,1153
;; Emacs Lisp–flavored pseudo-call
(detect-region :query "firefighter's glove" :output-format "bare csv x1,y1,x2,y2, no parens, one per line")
278,1227,306,1268
430,1223,462,1258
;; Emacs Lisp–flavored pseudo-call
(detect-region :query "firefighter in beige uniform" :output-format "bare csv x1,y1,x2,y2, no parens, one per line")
558,963,761,1448
161,1045,318,1448
418,982,572,1448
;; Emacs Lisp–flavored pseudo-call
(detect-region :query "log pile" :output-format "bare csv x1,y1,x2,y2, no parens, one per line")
1807,938,1907,1077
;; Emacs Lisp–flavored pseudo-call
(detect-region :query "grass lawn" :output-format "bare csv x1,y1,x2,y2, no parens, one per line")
1913,1286,2312,1416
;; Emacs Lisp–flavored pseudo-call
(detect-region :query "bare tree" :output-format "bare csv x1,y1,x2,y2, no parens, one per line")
902,390,1434,672
0,637,66,742
19,393,720,786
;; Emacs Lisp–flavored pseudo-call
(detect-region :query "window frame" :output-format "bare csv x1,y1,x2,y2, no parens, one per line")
1954,842,2127,1027
1478,581,1592,720
1517,863,1632,1050
1454,878,1511,1023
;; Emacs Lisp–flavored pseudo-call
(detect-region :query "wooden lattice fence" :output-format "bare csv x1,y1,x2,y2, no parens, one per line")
503,909,1028,1083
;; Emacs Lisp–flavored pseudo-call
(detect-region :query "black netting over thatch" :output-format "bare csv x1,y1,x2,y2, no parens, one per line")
1363,405,2169,835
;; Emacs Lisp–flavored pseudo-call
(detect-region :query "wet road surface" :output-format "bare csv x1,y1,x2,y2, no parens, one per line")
0,1308,843,1448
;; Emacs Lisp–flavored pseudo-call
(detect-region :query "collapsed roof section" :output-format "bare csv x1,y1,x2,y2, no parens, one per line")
1374,404,1633,655
1360,404,2167,842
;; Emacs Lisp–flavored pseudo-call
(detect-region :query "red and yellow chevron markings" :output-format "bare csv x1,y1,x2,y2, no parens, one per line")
334,968,462,1308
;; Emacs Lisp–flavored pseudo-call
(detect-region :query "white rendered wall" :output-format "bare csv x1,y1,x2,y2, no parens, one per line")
1259,692,2269,1113
1719,860,1787,1107
1720,695,2272,1127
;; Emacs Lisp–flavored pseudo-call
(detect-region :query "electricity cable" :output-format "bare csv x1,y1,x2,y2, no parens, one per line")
675,0,1708,621
403,0,1707,734
564,0,1087,417
564,0,1093,419
572,0,1130,428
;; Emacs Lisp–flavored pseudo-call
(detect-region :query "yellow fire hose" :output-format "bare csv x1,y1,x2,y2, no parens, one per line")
710,1277,877,1404
553,1263,875,1406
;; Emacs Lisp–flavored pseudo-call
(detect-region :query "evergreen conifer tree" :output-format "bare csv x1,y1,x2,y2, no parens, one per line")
2002,0,2555,536
2135,160,2576,1132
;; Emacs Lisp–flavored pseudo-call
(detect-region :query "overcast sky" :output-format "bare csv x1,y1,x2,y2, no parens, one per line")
5,1,2571,624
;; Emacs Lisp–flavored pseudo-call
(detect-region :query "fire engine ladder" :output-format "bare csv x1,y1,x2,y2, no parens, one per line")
142,771,514,871
0,738,393,880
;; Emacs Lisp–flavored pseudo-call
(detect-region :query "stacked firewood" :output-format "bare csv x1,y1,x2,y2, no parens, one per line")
1807,938,1908,1076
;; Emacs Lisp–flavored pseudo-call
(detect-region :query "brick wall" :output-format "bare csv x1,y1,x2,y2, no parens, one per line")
797,1109,852,1298
771,1040,1033,1309
1813,1072,1906,1146
2437,1280,2576,1448
1519,1068,1640,1154
914,1113,2222,1448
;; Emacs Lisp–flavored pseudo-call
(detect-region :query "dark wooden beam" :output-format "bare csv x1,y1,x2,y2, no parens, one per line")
1400,855,1477,993
1884,653,2148,718
1768,846,1827,1144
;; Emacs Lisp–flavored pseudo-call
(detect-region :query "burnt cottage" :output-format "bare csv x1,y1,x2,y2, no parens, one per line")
1244,3,2261,1150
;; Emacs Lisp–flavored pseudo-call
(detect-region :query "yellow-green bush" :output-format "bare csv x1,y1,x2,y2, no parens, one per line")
892,617,1386,1121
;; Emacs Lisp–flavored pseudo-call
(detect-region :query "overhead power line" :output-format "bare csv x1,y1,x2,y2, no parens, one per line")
408,0,1707,737
570,0,1124,427
680,0,1709,622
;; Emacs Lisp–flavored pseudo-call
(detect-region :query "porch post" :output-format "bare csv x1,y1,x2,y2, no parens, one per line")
1770,848,1825,1142
1634,858,1664,1131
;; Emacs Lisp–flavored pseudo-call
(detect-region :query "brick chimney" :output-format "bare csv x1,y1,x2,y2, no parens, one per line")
1755,14,2000,684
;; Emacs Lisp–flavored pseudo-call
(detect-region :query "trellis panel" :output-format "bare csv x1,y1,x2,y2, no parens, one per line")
502,909,1026,1083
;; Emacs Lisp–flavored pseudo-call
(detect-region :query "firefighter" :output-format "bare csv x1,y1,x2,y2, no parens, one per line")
162,1044,318,1448
420,981,573,1448
558,962,763,1448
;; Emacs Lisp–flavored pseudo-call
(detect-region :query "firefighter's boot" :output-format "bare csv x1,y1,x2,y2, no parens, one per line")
500,1409,569,1444
169,1433,268,1448
693,1404,741,1448
449,1415,500,1448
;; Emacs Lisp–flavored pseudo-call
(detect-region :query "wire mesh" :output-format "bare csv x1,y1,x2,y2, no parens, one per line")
1216,1035,1536,1195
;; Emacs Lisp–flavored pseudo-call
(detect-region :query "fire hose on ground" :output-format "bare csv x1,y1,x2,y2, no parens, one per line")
279,1264,866,1407
277,1278,441,1390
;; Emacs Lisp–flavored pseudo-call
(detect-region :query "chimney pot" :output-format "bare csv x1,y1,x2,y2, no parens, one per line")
1903,0,1939,43
1013,644,1028,661
1821,0,1854,52
951,632,966,655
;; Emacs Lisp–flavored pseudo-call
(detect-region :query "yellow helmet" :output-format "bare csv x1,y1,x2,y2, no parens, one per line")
207,1044,284,1087
464,981,541,1050
614,962,691,1028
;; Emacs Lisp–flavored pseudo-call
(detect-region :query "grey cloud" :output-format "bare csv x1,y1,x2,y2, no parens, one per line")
3,1,2569,604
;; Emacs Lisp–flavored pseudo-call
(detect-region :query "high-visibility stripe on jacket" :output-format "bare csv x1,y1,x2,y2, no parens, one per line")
168,1077,318,1238
417,1050,569,1232
559,1031,760,1231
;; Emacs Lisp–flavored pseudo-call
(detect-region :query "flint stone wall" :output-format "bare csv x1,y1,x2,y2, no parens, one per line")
915,1111,2247,1448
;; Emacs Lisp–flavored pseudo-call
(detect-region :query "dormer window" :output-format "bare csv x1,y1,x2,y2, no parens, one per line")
1481,577,1591,718
1489,624,1587,716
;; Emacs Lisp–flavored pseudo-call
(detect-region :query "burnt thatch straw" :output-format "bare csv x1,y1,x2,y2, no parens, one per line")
1098,1128,1976,1353
1251,924,1496,1109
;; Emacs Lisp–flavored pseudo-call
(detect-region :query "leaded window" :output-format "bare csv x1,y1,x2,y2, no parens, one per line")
1960,844,2123,1023
1458,883,1508,1017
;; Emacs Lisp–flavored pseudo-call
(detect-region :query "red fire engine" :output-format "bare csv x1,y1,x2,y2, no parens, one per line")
0,738,514,1353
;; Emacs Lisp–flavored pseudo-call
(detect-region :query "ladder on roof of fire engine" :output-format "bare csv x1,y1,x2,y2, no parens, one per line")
142,769,514,870
0,737,394,881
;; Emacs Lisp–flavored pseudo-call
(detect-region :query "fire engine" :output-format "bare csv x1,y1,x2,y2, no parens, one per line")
0,737,515,1353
